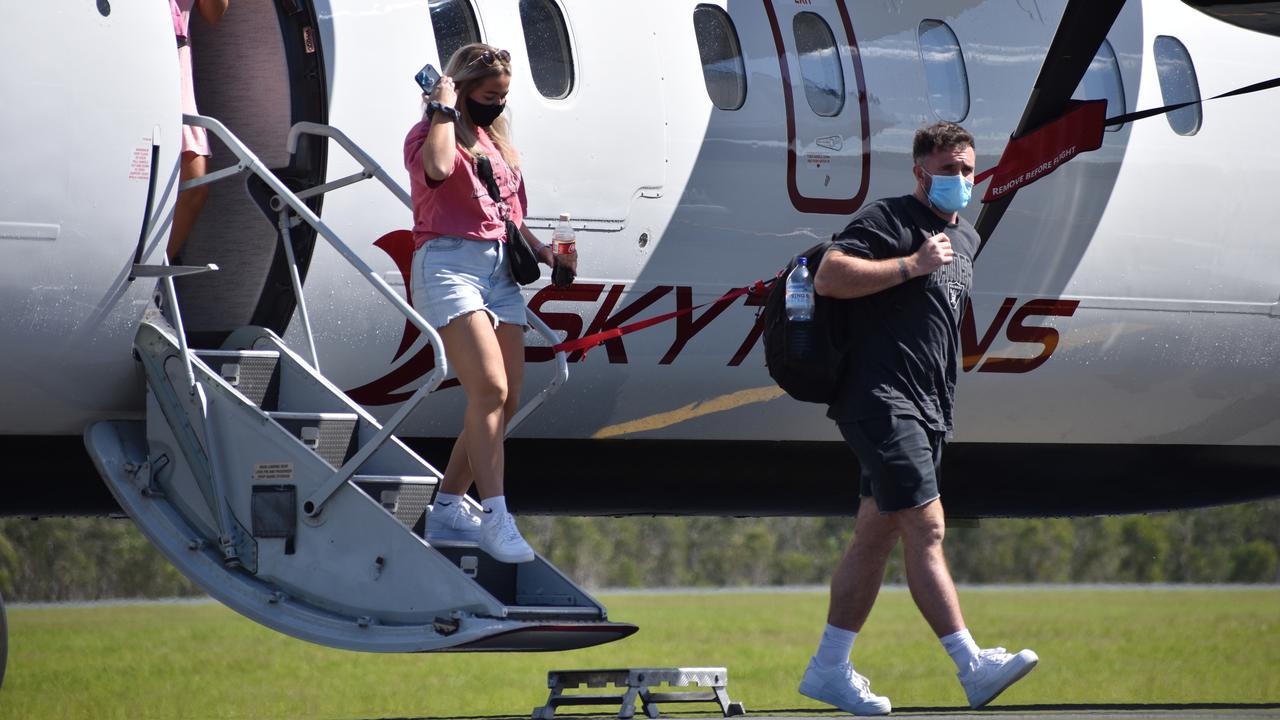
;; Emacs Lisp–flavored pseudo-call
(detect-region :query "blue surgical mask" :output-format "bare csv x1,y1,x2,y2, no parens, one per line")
925,172,973,214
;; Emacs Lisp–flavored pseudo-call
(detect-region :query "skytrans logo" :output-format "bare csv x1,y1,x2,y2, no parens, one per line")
961,298,1079,374
349,231,1078,405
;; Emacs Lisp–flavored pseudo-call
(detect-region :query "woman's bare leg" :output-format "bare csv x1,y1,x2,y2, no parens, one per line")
168,151,209,260
437,321,526,496
437,312,509,499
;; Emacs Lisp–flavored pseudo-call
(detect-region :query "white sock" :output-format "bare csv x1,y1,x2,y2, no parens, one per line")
941,628,980,672
481,495,507,521
433,492,463,508
814,624,858,668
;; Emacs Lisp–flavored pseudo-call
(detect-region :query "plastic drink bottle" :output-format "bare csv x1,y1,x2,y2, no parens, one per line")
784,256,815,357
552,213,575,255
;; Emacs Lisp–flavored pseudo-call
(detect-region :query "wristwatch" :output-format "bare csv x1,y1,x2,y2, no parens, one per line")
427,101,460,123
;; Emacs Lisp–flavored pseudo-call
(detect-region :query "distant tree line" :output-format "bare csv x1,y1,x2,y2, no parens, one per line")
1,500,1276,602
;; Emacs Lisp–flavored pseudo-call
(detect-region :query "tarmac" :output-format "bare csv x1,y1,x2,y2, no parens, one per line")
371,704,1280,720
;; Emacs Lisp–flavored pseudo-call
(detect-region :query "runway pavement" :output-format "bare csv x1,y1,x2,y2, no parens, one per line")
385,703,1280,720
741,706,1280,720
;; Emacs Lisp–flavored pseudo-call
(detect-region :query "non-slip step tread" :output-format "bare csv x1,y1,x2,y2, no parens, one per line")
268,413,359,468
352,477,435,530
197,352,281,409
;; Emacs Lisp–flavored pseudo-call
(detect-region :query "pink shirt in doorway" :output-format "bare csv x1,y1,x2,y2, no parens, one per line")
171,0,210,157
403,119,527,251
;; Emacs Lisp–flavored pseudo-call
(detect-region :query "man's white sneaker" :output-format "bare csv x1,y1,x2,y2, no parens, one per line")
479,511,535,563
958,647,1038,708
424,499,482,544
798,657,891,716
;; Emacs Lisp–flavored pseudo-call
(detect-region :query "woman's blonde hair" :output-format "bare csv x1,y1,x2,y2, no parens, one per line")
438,43,520,169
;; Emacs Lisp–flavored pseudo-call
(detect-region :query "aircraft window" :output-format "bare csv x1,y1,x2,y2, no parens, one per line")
917,20,970,122
519,0,574,99
1154,35,1202,136
792,12,845,117
693,5,747,111
1072,39,1126,132
428,0,481,67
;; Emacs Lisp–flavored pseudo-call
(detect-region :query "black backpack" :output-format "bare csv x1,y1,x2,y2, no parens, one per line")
762,239,853,404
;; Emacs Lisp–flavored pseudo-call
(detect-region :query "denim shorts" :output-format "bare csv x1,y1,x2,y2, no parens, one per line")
410,236,527,330
838,415,944,513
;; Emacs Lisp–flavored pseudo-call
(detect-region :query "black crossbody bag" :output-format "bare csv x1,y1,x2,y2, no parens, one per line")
475,155,541,285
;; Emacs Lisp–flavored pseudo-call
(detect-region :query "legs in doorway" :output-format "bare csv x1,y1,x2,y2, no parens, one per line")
168,151,209,262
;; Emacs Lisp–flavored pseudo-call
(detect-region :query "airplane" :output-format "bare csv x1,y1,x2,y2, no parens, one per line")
2,0,1279,681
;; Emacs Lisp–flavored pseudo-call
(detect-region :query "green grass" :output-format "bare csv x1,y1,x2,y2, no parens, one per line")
2,588,1278,719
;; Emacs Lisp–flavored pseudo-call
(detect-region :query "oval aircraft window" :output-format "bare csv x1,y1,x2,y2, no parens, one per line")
694,5,747,111
917,20,970,122
793,12,845,117
1073,39,1126,132
1154,35,1202,136
429,0,481,67
520,0,574,99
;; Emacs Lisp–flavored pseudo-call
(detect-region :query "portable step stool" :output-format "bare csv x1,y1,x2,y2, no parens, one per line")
533,667,745,719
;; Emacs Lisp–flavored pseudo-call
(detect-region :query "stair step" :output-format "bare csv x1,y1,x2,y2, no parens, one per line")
196,349,282,358
352,475,438,529
267,411,359,467
267,411,359,421
504,606,607,619
195,349,281,409
433,546,604,617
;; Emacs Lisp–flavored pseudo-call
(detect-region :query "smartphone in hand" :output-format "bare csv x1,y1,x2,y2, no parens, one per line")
415,63,441,95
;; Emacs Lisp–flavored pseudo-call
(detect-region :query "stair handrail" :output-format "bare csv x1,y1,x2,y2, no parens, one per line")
181,113,447,518
285,122,413,208
281,121,571,437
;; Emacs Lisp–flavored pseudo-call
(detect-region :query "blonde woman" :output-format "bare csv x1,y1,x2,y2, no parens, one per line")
403,44,575,562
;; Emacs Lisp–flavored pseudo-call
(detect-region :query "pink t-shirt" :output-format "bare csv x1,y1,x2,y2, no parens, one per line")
172,0,189,37
171,0,192,37
403,119,527,251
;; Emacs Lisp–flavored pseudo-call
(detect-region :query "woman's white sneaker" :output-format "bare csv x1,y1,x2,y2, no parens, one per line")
479,511,535,563
798,657,891,716
958,647,1038,708
424,499,482,543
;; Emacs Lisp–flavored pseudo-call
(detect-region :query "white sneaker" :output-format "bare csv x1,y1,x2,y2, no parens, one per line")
479,511,535,563
798,657,891,716
958,647,1038,708
425,499,482,544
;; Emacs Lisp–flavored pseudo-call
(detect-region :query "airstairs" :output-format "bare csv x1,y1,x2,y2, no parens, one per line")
85,115,635,653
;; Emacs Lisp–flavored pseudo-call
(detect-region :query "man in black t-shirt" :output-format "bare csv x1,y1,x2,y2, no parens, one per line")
797,123,1037,715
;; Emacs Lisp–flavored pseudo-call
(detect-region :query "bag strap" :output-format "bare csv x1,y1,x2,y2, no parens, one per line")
474,155,503,204
474,154,525,250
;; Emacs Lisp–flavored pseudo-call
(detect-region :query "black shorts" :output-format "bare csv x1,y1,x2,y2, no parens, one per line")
838,414,944,513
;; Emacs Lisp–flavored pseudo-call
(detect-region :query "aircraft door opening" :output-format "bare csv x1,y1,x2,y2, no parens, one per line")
174,1,328,344
764,0,870,215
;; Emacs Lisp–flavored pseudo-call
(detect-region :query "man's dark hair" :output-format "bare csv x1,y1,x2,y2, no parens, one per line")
912,122,975,164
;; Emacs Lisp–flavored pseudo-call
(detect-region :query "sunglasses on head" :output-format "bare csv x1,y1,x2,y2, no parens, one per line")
467,48,511,67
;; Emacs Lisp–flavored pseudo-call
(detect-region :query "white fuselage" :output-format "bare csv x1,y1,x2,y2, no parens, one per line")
3,0,1280,453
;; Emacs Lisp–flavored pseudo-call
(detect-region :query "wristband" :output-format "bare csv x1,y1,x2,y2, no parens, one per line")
427,101,460,123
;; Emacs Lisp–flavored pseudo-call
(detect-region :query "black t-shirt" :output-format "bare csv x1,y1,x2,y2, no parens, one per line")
826,195,978,435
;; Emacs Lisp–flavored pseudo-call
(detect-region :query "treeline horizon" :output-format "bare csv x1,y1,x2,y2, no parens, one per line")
1,499,1277,602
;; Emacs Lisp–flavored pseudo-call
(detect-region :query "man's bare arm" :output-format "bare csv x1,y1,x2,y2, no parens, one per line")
814,232,954,299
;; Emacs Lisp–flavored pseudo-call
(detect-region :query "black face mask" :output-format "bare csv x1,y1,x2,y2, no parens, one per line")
466,97,505,128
